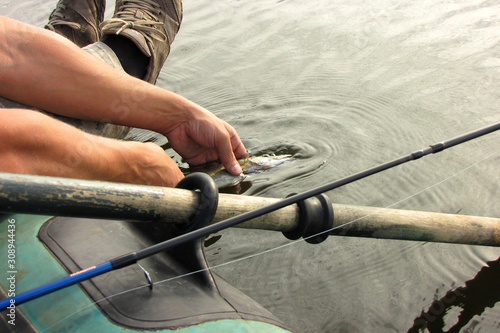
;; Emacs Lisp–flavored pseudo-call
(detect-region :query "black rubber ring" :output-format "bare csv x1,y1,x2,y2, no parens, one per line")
174,173,219,234
305,194,334,244
282,193,310,240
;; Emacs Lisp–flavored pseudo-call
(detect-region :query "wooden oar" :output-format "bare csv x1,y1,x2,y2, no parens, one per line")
1,172,499,246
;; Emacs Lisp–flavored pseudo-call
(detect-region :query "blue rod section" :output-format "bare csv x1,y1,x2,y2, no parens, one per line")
0,262,112,310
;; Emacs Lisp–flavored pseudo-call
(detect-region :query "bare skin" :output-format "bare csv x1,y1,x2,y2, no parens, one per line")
0,16,248,186
0,108,184,186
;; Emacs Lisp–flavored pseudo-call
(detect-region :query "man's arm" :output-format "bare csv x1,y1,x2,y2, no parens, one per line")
0,109,184,186
0,16,247,175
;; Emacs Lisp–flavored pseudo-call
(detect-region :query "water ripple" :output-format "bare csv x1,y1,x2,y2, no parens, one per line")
4,0,499,332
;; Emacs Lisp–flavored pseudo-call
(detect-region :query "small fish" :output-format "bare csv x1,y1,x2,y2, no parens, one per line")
194,154,294,188
245,154,294,171
209,169,248,188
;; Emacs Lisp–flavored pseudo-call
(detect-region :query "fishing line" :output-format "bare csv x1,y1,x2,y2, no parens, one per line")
4,123,497,328
319,148,500,234
42,148,499,332
3,123,497,315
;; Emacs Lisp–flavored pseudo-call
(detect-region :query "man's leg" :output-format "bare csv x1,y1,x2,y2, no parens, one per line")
100,34,149,79
45,0,184,83
41,0,130,138
100,0,183,84
44,0,183,85
0,0,130,139
1,0,183,138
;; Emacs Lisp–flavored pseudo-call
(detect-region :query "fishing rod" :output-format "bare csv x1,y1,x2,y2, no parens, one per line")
1,122,499,311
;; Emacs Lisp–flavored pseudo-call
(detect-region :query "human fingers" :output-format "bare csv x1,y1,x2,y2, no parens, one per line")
160,158,185,187
154,146,185,187
217,140,242,175
227,124,249,160
216,122,250,175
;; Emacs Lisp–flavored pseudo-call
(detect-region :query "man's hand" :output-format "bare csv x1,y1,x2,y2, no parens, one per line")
120,141,184,187
164,105,248,175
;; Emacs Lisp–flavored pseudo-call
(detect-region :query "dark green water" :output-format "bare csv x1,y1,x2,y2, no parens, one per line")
3,0,499,332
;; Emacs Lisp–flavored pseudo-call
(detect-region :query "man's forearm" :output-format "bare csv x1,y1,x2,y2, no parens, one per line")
0,108,130,181
0,109,183,186
0,16,190,134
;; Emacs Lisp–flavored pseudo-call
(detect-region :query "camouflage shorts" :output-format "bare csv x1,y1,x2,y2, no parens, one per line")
0,42,130,139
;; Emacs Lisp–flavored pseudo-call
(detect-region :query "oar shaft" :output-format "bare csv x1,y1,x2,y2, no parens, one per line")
216,197,500,247
0,173,194,223
330,205,500,247
217,198,500,246
1,172,499,246
0,172,299,230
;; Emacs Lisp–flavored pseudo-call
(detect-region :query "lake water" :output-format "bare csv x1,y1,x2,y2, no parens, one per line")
2,0,500,332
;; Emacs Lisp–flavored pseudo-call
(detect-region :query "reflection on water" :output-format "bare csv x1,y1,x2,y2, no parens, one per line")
408,256,500,333
3,0,500,332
